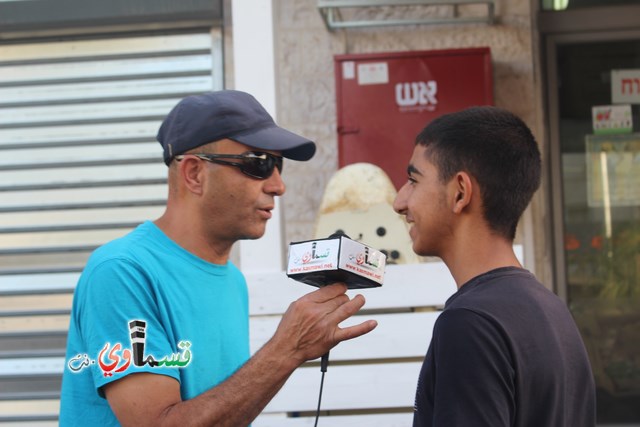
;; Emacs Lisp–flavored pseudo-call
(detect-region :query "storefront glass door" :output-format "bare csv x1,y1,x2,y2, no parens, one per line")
550,36,640,423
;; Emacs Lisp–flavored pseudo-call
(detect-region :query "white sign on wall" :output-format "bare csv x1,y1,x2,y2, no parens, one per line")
611,69,640,104
357,62,389,85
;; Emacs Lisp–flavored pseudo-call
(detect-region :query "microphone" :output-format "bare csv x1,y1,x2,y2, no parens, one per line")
286,232,386,289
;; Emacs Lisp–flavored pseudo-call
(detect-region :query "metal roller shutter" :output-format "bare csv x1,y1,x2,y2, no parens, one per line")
0,29,222,423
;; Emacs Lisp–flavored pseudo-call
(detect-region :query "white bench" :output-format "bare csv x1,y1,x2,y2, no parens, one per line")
0,258,478,425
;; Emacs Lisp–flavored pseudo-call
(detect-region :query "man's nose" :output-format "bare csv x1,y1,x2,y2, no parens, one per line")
265,167,286,196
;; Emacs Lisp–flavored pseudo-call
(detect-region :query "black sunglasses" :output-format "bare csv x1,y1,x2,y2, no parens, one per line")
174,151,283,180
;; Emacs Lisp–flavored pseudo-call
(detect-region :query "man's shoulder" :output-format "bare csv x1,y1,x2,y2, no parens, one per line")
76,222,161,287
87,221,156,265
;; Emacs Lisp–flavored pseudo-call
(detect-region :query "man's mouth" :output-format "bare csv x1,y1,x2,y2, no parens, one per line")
258,207,273,219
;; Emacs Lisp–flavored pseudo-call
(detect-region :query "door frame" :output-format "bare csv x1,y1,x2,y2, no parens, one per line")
540,3,640,301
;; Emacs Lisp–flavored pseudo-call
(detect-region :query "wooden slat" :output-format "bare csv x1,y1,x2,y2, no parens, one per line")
0,143,160,168
0,273,79,294
0,403,412,427
0,423,57,427
0,164,166,189
0,269,443,339
0,335,67,358
0,376,61,400
0,357,63,376
0,121,159,147
0,254,87,275
0,230,135,252
0,312,437,361
0,185,166,211
0,316,70,334
253,412,413,427
0,263,454,307
2,98,181,127
0,31,219,419
246,262,457,315
250,311,438,361
0,33,213,62
0,360,420,415
0,400,58,419
0,55,213,85
0,265,448,305
0,417,58,426
0,295,72,314
0,423,57,426
0,262,456,306
264,362,420,413
0,208,162,232
0,76,212,105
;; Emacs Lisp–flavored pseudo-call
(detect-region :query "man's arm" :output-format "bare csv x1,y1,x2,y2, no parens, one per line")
105,283,377,427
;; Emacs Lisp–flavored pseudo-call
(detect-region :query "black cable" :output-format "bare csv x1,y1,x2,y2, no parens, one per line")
314,352,330,427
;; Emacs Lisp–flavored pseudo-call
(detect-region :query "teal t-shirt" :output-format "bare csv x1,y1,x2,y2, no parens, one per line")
59,221,249,426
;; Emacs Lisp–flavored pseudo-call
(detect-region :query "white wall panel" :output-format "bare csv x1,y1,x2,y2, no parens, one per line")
0,33,213,61
0,30,222,420
0,55,213,84
0,185,166,209
250,311,438,360
2,98,181,126
264,362,420,413
0,76,213,104
0,229,148,250
0,121,159,146
0,315,69,333
0,143,161,166
0,164,166,187
0,207,163,228
0,272,80,292
254,413,413,427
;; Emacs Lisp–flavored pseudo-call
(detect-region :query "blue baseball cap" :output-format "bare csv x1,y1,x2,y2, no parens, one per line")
157,90,316,165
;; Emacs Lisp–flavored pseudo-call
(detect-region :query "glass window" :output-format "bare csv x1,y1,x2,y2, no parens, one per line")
542,0,640,11
556,39,640,423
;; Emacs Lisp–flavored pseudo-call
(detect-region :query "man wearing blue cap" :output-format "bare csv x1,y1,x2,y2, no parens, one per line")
60,90,377,426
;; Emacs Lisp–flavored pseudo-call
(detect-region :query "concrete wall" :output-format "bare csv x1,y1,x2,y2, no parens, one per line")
271,0,553,285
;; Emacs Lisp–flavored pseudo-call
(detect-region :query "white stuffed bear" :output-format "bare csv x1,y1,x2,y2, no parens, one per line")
314,163,419,264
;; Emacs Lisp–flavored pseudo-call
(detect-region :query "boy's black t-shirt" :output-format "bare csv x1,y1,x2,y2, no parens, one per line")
413,267,596,427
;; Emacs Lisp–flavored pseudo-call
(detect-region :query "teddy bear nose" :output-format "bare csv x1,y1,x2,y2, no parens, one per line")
380,249,401,263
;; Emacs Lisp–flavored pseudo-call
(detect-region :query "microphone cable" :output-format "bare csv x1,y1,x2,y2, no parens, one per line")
313,351,330,427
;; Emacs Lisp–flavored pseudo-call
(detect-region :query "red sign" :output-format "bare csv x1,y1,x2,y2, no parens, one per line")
335,48,493,189
611,69,640,104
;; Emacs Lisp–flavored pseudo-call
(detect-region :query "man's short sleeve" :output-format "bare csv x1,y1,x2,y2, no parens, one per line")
75,258,181,395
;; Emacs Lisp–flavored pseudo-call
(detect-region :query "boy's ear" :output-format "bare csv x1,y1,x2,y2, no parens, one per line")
452,171,473,214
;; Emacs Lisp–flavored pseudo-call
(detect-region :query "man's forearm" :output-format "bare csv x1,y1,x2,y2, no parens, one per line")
107,285,376,427
159,338,298,427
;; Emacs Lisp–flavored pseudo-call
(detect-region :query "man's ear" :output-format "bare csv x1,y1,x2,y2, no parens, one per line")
179,157,206,196
452,171,473,214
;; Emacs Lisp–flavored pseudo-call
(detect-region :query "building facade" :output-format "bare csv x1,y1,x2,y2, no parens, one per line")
0,0,638,424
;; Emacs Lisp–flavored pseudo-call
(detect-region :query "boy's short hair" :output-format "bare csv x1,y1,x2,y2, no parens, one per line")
416,106,541,240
